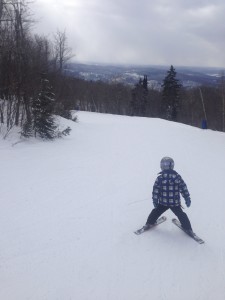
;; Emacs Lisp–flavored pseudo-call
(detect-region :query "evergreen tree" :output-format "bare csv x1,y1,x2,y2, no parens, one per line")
130,75,148,116
33,75,57,140
21,74,72,140
143,75,148,90
161,65,182,121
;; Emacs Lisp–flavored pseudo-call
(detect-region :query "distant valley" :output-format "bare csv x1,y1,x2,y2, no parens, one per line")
65,63,224,89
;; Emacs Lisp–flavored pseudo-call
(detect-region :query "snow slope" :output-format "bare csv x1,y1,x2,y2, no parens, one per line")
0,111,225,300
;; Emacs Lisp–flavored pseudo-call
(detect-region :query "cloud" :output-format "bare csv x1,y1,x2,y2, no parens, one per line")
32,0,225,67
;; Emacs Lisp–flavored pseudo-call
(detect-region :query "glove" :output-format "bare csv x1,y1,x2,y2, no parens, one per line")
185,197,191,207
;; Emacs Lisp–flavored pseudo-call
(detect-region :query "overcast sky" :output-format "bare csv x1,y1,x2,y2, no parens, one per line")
32,0,225,68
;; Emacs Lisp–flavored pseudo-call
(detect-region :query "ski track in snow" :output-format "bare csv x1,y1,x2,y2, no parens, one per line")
0,111,225,300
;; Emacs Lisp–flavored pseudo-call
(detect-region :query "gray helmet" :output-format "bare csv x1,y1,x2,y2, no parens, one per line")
160,157,174,170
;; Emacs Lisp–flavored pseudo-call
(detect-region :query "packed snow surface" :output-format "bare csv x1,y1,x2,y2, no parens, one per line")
0,111,225,300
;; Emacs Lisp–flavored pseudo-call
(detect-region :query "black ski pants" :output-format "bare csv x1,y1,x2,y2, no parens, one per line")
146,204,192,231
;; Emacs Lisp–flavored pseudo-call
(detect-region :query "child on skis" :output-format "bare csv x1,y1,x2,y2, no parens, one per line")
144,157,193,233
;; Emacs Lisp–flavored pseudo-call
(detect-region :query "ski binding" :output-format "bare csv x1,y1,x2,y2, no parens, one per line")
172,218,204,244
134,216,167,235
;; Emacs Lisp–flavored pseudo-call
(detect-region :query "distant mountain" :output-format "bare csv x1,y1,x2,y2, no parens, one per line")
64,63,224,89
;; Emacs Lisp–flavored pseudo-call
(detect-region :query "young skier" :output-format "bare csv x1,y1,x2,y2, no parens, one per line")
144,157,193,233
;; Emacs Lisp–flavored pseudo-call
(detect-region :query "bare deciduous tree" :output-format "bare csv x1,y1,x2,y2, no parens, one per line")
53,29,74,73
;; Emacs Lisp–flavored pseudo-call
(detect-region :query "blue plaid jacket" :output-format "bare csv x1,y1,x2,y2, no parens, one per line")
152,170,190,207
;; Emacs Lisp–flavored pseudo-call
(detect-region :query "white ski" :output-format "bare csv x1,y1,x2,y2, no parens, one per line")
172,218,204,244
134,216,167,235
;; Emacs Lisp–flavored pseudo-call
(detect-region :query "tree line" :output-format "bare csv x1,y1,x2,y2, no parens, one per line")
58,66,225,132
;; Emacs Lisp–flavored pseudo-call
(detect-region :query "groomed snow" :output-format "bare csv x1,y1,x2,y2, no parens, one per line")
0,111,225,300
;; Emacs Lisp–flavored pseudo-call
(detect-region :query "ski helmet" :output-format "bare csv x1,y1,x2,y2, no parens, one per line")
160,157,174,170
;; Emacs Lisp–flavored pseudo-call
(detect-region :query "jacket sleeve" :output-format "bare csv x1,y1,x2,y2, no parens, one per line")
179,176,191,202
152,176,161,207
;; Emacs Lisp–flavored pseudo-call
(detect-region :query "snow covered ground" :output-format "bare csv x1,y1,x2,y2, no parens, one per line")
0,111,225,300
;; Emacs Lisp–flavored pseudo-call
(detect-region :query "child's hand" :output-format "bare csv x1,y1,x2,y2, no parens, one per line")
153,202,158,208
185,198,191,207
